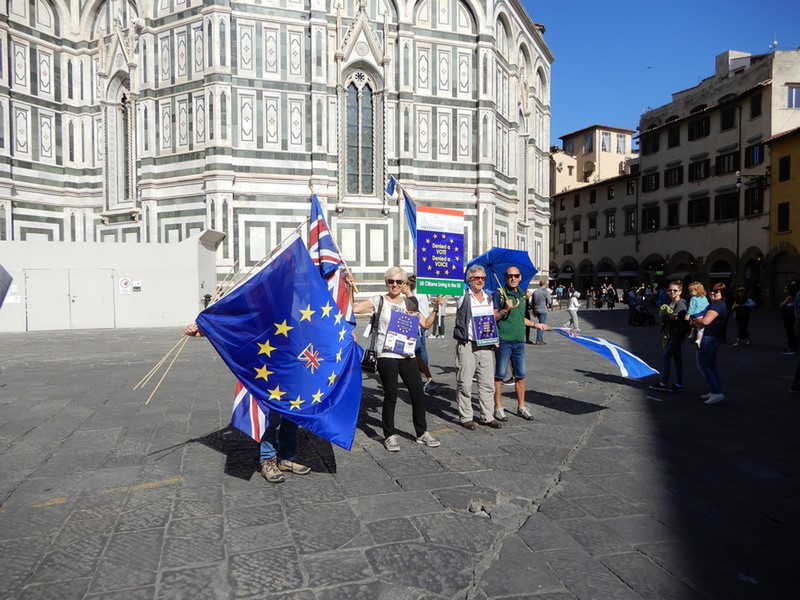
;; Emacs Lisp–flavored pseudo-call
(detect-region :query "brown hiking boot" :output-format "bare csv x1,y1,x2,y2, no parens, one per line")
261,458,285,483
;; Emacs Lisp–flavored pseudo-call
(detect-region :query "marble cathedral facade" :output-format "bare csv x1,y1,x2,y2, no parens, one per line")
0,0,553,293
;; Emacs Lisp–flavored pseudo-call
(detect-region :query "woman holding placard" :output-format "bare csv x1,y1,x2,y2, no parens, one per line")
349,267,442,452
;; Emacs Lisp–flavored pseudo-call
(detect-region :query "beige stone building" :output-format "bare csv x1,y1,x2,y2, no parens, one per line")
551,49,800,298
550,125,636,196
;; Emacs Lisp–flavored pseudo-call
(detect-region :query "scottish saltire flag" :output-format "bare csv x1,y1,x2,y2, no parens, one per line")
308,195,354,324
402,190,417,249
231,381,267,442
554,328,658,379
196,238,364,450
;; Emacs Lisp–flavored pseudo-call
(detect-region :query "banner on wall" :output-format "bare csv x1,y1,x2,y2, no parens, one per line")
415,206,465,295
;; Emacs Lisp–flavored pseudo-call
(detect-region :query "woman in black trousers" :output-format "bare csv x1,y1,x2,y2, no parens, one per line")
350,267,442,452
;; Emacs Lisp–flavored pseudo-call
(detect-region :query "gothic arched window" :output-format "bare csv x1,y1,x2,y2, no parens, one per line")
220,92,227,140
67,60,73,99
219,21,226,66
68,120,75,161
207,22,213,67
208,94,214,140
143,106,148,151
345,73,375,195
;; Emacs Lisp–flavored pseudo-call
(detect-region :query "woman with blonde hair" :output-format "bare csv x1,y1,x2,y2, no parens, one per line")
686,281,710,347
349,267,443,452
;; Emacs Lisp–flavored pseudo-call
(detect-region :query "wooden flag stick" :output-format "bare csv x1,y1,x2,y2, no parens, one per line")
145,335,190,405
211,260,239,303
134,335,185,390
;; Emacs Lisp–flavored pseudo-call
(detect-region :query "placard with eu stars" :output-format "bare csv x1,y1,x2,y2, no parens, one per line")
195,236,364,451
416,205,465,295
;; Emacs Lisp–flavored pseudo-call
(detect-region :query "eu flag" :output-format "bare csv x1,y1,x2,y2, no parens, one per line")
195,237,364,450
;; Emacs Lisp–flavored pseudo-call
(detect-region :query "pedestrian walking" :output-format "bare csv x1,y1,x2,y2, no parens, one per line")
779,283,797,355
564,291,581,330
531,280,552,345
692,283,728,404
732,287,755,346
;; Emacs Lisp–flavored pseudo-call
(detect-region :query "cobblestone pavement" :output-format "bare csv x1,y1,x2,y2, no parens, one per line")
1,306,799,599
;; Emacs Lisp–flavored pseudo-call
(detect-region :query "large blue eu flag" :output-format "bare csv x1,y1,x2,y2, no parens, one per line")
195,237,364,450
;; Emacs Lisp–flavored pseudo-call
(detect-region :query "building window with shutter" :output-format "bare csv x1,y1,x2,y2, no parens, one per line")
714,192,739,221
688,159,710,182
688,116,710,140
667,203,679,227
624,209,636,233
641,206,659,231
720,106,736,131
779,155,791,182
744,187,763,216
667,125,680,148
715,151,739,175
664,166,683,187
777,202,790,232
744,143,764,167
642,172,659,192
687,197,710,224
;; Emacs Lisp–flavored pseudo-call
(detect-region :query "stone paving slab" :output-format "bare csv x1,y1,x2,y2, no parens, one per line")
1,307,799,598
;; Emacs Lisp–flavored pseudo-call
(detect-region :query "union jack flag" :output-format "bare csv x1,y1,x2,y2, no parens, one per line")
297,343,324,374
308,194,354,324
231,380,267,442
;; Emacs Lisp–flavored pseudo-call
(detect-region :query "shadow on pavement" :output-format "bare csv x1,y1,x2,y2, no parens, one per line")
525,389,607,415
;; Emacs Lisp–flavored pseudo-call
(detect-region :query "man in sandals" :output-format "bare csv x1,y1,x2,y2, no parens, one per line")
185,323,311,484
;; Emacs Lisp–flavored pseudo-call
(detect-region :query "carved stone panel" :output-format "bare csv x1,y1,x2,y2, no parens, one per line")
239,93,254,143
13,42,27,88
176,31,187,79
193,26,204,73
159,35,171,81
14,106,29,155
417,47,429,91
239,24,254,73
438,110,451,160
38,50,52,95
264,28,279,75
417,109,430,156
160,101,171,149
177,98,188,147
288,30,303,78
194,95,205,143
437,48,450,94
288,97,303,148
457,50,470,97
457,111,470,159
39,112,53,159
265,96,279,146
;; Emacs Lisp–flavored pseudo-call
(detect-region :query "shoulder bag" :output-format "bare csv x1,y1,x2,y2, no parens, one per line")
361,296,384,373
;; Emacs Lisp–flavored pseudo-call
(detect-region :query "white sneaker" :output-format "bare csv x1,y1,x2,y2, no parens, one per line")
383,435,400,452
416,431,440,448
701,392,712,399
705,393,725,405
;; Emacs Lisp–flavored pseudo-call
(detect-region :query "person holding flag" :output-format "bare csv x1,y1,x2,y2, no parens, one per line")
348,267,443,452
493,267,550,422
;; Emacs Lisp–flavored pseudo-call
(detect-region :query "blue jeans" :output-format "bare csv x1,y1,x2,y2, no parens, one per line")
495,341,526,380
660,334,685,386
415,331,429,365
696,335,723,394
535,312,548,342
259,411,299,464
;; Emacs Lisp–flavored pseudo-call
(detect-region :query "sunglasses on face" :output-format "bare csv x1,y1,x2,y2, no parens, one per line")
386,279,405,285
669,289,680,293
506,273,521,279
470,276,486,281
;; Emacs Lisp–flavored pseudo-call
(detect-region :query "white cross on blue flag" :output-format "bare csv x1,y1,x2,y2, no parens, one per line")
554,328,658,379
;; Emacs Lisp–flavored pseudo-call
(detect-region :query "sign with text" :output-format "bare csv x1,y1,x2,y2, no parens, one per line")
416,206,464,295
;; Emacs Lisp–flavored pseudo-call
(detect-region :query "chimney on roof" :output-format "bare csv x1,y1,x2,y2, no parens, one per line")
716,50,751,77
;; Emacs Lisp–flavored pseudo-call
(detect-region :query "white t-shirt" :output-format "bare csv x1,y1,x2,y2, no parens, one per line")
457,289,493,341
370,295,414,359
569,295,580,310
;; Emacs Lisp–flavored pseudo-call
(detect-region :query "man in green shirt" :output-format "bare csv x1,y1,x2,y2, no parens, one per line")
492,267,549,421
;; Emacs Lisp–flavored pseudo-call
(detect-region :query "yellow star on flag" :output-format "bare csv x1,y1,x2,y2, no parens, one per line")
454,246,460,252
422,256,427,262
435,270,441,275
422,247,427,252
336,348,343,363
444,270,449,275
257,339,276,357
254,364,273,382
426,238,431,244
338,327,347,341
427,265,433,271
321,302,333,317
299,304,316,322
267,385,286,400
311,389,324,404
290,396,304,410
274,319,293,337
328,372,337,386
334,313,343,325
433,233,438,239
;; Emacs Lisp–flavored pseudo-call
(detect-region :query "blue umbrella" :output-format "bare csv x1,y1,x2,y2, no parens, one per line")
467,247,538,294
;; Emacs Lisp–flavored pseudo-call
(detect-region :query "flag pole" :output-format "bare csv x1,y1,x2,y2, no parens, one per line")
316,195,359,294
222,218,310,298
